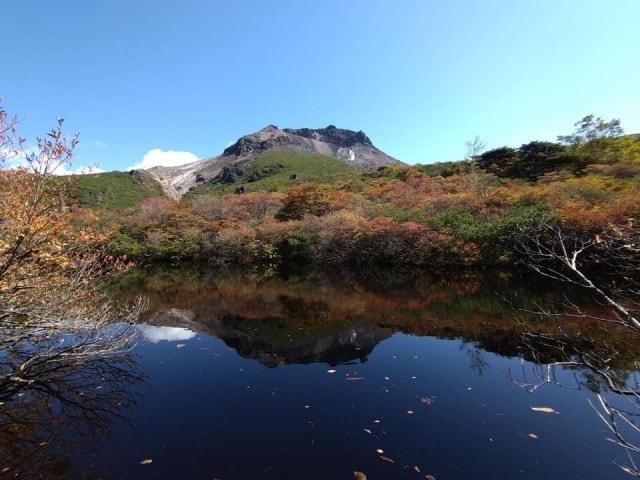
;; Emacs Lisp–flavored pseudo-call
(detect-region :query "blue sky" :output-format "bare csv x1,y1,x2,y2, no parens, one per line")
1,0,639,171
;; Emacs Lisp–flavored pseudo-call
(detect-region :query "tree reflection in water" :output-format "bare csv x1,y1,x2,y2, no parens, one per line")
109,266,640,477
0,325,142,479
505,331,640,476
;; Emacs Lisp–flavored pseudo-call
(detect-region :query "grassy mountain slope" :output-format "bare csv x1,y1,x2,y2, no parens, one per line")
66,170,164,208
186,150,356,198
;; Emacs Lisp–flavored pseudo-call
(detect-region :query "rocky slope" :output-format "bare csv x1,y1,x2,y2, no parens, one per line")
147,125,402,197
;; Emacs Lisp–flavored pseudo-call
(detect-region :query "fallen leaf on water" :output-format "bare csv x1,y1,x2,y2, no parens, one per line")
363,428,372,434
384,376,390,381
139,459,153,465
530,406,558,414
528,433,539,439
304,405,311,409
406,410,414,415
176,344,185,348
346,377,364,382
354,471,367,480
425,475,437,480
373,419,381,424
375,448,384,454
379,455,395,464
414,465,421,473
327,369,337,374
620,465,636,475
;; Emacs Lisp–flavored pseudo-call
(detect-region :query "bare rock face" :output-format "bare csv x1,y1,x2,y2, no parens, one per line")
146,124,402,198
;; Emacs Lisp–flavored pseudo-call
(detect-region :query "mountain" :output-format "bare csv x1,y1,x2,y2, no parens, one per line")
146,125,403,197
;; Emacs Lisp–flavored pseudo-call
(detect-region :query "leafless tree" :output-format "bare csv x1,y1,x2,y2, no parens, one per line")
0,340,143,478
517,221,639,331
465,135,486,161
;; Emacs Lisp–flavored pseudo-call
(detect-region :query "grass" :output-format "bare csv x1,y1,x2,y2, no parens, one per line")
65,170,164,209
186,150,356,197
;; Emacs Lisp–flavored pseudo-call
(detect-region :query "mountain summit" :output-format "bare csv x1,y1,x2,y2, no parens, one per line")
147,125,402,197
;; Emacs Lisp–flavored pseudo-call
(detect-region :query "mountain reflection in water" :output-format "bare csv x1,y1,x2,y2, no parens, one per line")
5,267,639,479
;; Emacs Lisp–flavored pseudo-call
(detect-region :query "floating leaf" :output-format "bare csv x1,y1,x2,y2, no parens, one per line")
414,466,421,473
530,406,557,414
354,471,367,480
176,344,186,349
406,410,414,415
528,433,539,439
139,459,153,465
346,377,364,381
425,475,437,480
327,369,337,374
373,419,381,424
363,428,372,434
375,448,384,454
379,455,395,464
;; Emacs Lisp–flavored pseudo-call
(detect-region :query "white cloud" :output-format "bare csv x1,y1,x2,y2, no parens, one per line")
1,147,103,175
128,148,199,170
57,164,105,175
94,139,108,149
139,325,197,344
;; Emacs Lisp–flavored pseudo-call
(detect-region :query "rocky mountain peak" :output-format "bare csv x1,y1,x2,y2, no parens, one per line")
283,125,374,148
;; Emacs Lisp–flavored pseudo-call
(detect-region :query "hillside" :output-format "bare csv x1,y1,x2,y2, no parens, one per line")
184,150,355,197
65,170,164,208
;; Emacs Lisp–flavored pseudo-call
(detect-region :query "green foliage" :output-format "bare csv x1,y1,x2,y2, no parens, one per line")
277,234,312,264
427,202,551,262
418,160,474,177
558,114,623,147
108,231,145,258
66,171,164,208
478,142,590,181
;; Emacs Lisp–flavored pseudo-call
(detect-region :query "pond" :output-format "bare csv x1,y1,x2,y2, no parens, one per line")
5,267,640,479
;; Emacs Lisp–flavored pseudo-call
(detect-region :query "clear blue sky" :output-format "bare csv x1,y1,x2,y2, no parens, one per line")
1,0,639,171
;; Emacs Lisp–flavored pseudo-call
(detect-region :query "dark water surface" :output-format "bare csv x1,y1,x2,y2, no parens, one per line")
9,268,640,479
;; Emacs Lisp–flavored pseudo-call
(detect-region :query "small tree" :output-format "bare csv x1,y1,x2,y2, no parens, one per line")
558,114,624,163
465,135,486,161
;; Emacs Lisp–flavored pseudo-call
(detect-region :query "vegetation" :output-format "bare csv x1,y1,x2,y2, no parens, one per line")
0,105,144,477
185,150,355,197
65,170,164,208
60,115,637,272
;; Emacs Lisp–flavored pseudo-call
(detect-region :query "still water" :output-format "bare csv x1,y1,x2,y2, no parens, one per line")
7,268,640,479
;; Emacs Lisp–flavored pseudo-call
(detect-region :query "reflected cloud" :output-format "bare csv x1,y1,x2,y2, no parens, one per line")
140,324,197,343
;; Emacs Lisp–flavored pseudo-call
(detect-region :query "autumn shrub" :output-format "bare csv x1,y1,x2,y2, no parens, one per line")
276,183,348,220
191,192,282,222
